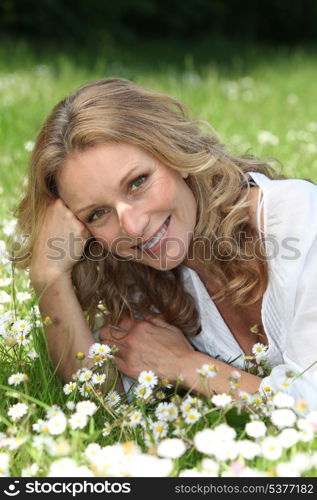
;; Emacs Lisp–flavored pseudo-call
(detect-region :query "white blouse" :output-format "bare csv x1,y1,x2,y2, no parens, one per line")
180,172,317,409
122,172,317,409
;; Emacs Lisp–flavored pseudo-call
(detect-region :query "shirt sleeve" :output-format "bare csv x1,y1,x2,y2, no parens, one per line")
260,234,317,410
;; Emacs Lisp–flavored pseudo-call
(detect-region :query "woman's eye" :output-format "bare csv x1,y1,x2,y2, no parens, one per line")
87,208,109,223
130,174,148,191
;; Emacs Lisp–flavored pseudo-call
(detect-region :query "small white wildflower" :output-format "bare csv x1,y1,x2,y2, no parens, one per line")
245,420,267,439
211,393,232,408
24,140,35,152
8,402,28,421
138,370,158,388
78,384,94,397
155,402,178,422
194,429,219,455
200,458,219,476
151,421,168,440
85,443,101,462
102,422,112,436
275,461,301,477
157,438,186,459
63,382,77,395
48,457,93,477
129,410,143,427
88,343,112,361
16,291,32,302
0,452,10,477
252,343,268,361
47,413,67,435
76,401,97,416
8,372,28,386
66,401,76,411
134,384,153,400
78,368,93,382
213,423,236,441
271,409,297,429
196,364,218,378
272,392,295,408
69,412,88,430
278,428,299,449
92,373,106,385
237,440,261,460
185,408,201,424
27,350,39,360
261,437,282,461
105,391,121,407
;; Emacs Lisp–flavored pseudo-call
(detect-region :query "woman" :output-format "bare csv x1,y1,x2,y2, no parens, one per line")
15,78,317,408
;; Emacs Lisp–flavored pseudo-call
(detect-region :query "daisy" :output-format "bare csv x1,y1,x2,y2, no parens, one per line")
271,409,297,429
76,401,97,416
277,428,299,449
0,452,9,477
63,382,77,395
11,320,31,335
184,408,201,424
155,402,178,422
27,350,39,360
8,402,28,421
134,384,153,400
102,422,112,436
129,410,143,427
88,343,112,361
150,421,168,440
15,333,30,346
47,413,67,435
157,438,186,459
138,370,158,388
8,373,28,385
252,342,268,361
92,373,106,385
69,412,88,430
272,392,295,408
196,364,218,378
261,437,282,461
78,383,94,397
105,391,121,407
245,420,267,439
211,393,232,408
77,368,93,383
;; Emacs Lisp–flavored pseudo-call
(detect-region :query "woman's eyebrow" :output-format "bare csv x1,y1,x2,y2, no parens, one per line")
75,166,140,216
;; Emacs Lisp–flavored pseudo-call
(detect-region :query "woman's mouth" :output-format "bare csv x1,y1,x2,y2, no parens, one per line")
132,215,171,252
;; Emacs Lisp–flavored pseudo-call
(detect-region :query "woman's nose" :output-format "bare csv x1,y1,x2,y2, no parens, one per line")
116,202,150,239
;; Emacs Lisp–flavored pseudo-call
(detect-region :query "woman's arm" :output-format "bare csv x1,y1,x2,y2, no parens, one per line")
29,198,96,381
34,275,96,381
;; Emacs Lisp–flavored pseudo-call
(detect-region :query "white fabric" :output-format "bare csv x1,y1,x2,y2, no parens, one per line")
181,172,317,409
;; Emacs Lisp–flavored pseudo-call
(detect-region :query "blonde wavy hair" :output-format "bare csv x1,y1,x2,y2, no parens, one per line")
15,77,280,336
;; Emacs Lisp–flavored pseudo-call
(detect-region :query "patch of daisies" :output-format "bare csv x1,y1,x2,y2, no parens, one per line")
0,239,316,477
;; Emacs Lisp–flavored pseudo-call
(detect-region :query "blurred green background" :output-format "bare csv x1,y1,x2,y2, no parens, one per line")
1,0,317,224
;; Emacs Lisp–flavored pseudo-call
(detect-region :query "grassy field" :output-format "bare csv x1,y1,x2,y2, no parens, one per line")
0,38,317,477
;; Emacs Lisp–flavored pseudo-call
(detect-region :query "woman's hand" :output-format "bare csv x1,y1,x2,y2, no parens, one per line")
29,198,90,292
99,314,194,382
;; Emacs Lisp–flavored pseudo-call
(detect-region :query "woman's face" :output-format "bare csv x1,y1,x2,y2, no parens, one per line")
58,143,197,270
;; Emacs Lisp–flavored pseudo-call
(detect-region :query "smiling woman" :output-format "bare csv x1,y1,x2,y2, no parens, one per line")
13,78,317,408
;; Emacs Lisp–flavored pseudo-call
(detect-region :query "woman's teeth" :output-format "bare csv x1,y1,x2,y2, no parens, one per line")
138,216,170,250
